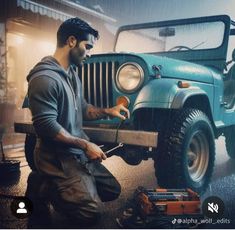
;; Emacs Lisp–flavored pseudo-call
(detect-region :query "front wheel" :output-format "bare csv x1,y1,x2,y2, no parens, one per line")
154,109,215,194
224,125,235,159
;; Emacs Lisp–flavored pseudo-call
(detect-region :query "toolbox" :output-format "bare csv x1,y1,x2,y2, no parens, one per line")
134,186,201,217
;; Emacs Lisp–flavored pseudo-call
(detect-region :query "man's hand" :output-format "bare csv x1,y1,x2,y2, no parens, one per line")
54,129,106,162
105,104,130,120
85,141,107,162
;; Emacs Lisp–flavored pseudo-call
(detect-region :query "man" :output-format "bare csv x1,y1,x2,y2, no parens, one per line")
26,17,130,226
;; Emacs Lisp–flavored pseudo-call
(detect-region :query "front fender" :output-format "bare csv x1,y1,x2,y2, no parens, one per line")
133,79,179,112
133,79,208,112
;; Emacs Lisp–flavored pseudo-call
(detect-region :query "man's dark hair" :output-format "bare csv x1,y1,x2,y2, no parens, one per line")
57,17,99,47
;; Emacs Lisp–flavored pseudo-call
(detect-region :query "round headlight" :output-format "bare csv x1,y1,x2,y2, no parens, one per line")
116,63,144,93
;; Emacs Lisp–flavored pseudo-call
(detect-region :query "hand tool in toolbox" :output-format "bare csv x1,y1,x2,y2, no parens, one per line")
134,186,201,216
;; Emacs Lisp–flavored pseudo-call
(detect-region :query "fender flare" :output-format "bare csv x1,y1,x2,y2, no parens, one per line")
171,88,208,109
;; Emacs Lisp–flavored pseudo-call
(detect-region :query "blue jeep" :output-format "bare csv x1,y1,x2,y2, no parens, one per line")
15,15,235,193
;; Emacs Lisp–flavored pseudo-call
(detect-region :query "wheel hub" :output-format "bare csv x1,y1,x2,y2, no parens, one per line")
187,131,209,182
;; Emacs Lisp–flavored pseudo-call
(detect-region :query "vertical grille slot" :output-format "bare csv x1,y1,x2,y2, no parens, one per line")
99,62,103,108
93,63,97,106
78,61,117,109
87,63,91,103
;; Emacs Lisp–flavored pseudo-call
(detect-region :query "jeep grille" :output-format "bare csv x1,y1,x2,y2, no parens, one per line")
79,62,118,108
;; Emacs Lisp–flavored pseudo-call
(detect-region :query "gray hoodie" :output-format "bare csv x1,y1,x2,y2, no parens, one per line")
27,56,89,156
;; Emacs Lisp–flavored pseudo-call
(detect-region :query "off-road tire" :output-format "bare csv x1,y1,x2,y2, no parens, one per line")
224,125,235,159
154,108,215,194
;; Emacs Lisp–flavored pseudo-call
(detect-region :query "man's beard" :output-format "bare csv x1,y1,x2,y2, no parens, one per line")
69,48,85,67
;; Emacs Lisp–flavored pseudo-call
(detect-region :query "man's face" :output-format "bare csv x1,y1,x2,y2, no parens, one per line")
69,34,96,66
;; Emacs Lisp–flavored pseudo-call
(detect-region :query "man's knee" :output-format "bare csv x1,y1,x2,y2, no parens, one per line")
107,180,121,201
92,161,121,201
98,178,121,202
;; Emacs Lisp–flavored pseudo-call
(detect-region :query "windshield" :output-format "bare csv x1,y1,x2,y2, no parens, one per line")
115,21,225,53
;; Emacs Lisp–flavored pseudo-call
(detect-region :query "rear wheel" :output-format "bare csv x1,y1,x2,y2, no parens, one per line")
154,108,215,194
224,125,235,159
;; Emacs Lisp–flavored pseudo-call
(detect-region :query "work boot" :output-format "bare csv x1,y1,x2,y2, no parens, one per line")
116,198,145,228
116,214,145,228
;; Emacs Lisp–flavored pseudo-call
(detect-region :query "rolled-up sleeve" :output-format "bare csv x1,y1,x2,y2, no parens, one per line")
28,76,62,138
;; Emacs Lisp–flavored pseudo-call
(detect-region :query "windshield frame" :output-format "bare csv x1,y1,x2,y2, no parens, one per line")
114,15,231,55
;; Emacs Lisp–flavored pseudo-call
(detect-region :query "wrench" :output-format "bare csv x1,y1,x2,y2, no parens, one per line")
105,143,124,156
86,143,124,163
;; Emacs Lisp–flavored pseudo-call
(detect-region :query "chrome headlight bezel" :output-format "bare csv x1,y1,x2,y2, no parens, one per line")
115,62,144,93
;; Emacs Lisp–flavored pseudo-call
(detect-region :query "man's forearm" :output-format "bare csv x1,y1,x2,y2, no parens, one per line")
54,128,88,150
84,104,108,120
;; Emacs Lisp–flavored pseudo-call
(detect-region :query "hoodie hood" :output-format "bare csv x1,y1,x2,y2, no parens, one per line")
26,56,69,82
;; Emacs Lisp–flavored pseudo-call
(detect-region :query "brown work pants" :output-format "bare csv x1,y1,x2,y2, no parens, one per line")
27,148,121,226
51,155,121,224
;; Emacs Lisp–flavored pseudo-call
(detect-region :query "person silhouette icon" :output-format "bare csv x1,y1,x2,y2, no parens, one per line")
16,202,27,214
11,197,33,218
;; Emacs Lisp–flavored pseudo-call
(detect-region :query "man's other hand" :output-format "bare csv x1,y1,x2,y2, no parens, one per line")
105,104,130,120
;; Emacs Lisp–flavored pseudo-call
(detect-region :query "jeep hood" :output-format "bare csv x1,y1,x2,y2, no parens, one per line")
133,53,214,84
88,53,214,84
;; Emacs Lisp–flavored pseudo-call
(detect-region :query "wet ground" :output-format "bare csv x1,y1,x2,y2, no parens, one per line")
0,136,235,229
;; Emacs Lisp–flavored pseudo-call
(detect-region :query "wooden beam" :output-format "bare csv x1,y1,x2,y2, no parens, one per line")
14,122,158,147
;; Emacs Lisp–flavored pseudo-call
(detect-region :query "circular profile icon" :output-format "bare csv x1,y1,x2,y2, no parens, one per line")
11,197,33,219
202,196,224,219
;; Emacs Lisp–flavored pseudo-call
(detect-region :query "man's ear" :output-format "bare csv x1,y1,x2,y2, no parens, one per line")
67,36,77,48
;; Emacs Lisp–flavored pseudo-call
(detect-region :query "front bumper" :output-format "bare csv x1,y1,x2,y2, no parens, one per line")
14,122,158,148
